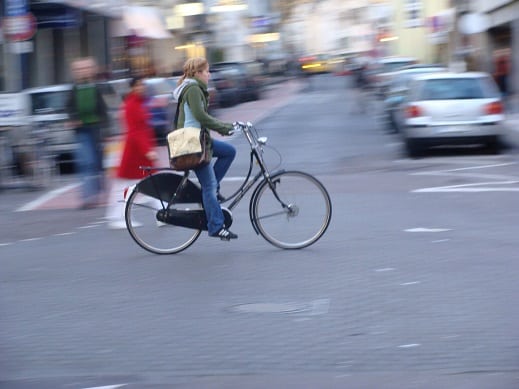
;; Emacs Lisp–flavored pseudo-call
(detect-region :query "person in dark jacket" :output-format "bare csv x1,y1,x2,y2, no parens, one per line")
173,57,237,240
66,57,108,209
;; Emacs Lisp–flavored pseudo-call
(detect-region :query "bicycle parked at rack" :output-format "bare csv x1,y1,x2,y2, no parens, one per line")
124,121,332,254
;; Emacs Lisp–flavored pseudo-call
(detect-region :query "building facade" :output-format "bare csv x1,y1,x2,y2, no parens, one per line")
1,0,517,92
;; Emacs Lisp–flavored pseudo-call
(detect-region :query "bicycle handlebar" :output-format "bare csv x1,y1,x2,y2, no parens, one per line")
232,121,252,132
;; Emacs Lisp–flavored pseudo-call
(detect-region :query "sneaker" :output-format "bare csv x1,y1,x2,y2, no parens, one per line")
210,227,238,241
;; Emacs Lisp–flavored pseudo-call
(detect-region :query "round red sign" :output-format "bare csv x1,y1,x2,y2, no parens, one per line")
3,13,37,42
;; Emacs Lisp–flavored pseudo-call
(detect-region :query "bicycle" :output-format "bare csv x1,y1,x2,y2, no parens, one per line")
124,121,332,254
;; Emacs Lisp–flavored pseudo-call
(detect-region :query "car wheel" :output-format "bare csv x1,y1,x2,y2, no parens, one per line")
486,136,502,155
406,139,423,158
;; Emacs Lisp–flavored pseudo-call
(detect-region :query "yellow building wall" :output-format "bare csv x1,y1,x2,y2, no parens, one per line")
389,0,451,64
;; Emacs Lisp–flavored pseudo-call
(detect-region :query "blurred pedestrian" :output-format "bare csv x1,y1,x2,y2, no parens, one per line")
105,76,158,229
349,63,369,114
173,57,237,240
494,54,510,97
66,57,109,209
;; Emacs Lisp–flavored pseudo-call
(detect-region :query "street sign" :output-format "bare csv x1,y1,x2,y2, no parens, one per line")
9,40,34,54
3,13,37,42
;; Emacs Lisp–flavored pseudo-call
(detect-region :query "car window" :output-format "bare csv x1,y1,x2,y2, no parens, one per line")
30,90,70,115
420,78,498,100
382,61,414,73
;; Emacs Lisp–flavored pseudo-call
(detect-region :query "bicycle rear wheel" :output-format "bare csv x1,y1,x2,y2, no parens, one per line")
125,188,201,254
251,171,332,249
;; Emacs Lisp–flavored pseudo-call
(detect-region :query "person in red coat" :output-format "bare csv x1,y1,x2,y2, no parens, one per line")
106,76,158,229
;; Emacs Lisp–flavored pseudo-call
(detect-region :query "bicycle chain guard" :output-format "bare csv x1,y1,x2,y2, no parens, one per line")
156,207,233,231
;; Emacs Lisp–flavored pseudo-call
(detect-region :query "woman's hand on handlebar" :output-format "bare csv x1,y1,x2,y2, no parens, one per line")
231,121,247,135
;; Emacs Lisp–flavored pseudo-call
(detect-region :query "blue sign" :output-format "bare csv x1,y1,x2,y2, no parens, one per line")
33,5,82,29
6,0,27,16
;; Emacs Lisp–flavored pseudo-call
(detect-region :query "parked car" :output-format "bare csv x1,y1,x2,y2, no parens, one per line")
144,77,175,146
381,65,446,132
24,84,76,169
210,61,263,107
298,54,333,75
370,56,417,96
210,68,240,108
399,72,505,157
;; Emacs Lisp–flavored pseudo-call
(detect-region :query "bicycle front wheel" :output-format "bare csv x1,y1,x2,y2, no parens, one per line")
125,189,201,255
251,171,332,249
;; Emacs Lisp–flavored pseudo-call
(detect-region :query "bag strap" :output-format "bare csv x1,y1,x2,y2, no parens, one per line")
173,93,181,129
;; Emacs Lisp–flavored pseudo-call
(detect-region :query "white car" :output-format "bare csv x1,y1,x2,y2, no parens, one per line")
371,56,417,95
382,65,446,132
399,72,505,157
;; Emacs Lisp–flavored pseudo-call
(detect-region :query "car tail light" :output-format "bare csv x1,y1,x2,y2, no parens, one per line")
484,101,503,115
406,105,423,118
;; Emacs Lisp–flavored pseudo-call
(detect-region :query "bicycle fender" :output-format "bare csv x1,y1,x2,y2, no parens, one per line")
249,169,286,235
136,172,202,203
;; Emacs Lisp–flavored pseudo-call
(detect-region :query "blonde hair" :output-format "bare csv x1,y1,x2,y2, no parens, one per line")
177,57,209,85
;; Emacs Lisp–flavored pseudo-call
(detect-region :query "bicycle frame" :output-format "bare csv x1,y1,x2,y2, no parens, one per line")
136,123,288,215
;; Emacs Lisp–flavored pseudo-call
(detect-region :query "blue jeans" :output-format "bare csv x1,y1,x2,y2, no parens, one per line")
194,139,236,235
75,127,103,204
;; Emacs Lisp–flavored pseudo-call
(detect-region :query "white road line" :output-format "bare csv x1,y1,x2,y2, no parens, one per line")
19,237,43,242
405,228,451,232
16,183,79,212
410,161,519,193
82,385,127,389
414,185,519,193
78,225,100,229
375,268,396,272
398,343,421,348
412,162,516,173
400,281,421,286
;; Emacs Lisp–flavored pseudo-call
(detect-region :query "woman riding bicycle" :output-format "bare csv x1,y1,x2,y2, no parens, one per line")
173,57,238,240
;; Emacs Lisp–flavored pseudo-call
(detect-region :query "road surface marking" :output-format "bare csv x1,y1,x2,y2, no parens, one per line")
375,267,396,272
400,281,421,286
16,183,80,212
399,343,421,348
411,162,519,193
405,228,451,232
19,237,43,242
82,385,127,389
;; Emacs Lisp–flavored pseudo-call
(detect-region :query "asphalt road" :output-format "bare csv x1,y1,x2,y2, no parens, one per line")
1,74,519,389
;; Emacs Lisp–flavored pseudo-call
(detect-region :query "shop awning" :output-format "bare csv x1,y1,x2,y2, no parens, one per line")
118,6,172,39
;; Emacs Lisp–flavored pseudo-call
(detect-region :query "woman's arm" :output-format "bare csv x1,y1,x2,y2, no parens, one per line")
184,87,233,135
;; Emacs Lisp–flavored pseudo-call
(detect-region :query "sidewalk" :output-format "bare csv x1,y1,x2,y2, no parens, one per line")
18,78,306,211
